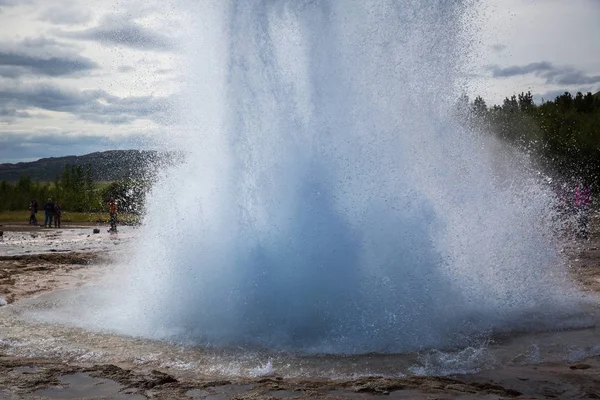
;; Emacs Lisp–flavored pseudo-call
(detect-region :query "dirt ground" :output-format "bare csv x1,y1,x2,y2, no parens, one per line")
1,218,599,399
3,354,599,400
0,222,107,233
0,252,105,305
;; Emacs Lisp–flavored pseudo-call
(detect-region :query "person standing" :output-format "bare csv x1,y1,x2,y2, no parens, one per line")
106,199,119,232
53,201,62,228
29,199,38,225
43,198,54,228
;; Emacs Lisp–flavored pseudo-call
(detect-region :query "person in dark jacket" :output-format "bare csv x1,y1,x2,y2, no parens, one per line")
29,199,38,225
53,202,62,228
44,198,54,228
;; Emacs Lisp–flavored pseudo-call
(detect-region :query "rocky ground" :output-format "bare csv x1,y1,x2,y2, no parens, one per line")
0,252,103,306
0,219,599,399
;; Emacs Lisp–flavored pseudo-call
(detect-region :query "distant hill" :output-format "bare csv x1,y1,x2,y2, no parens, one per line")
0,150,170,182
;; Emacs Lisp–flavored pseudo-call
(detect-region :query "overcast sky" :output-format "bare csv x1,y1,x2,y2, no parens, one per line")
0,0,599,163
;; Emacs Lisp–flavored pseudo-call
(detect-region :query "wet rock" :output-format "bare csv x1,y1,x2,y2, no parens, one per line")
33,372,145,400
570,363,592,370
87,365,178,390
265,389,301,398
142,370,178,388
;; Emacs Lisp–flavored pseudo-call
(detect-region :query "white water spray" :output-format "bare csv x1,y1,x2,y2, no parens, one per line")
43,0,592,354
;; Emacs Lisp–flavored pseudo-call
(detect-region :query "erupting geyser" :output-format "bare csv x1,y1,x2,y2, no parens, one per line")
75,0,588,354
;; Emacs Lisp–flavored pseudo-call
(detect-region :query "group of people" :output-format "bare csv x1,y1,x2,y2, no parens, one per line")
25,184,592,237
28,198,119,231
29,198,62,228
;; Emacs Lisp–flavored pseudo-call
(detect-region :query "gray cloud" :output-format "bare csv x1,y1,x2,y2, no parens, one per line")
39,5,92,25
0,52,97,77
0,81,172,125
543,68,600,85
0,37,97,77
491,62,600,86
491,62,554,77
59,14,175,51
0,107,32,119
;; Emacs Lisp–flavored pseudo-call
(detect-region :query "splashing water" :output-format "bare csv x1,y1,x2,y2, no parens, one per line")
40,0,592,355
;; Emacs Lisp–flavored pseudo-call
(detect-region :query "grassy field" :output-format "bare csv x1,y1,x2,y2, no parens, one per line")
0,210,141,224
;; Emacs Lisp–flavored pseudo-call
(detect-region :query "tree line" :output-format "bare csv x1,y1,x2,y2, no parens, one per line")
461,91,600,189
0,164,149,213
2,90,599,213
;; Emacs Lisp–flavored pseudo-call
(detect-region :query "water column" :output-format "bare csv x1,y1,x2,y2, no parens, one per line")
111,0,582,354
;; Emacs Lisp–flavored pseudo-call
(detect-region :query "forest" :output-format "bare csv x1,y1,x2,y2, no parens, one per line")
0,164,149,213
463,90,600,188
1,91,599,214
